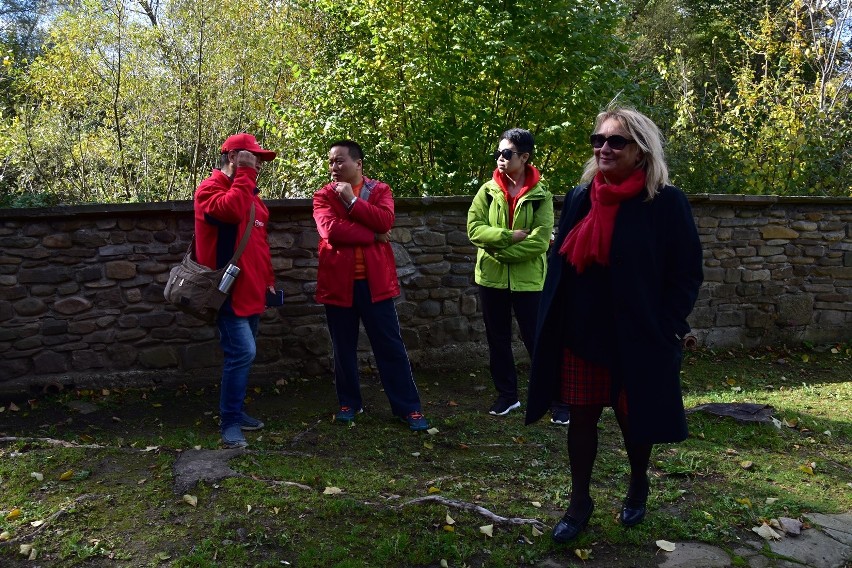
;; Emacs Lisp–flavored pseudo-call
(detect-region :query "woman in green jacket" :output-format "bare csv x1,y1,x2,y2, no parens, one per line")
467,128,559,417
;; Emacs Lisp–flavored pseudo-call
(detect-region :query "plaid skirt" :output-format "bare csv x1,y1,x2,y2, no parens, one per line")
559,347,628,413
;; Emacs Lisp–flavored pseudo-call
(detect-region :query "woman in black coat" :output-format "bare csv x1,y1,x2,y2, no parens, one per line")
525,106,703,543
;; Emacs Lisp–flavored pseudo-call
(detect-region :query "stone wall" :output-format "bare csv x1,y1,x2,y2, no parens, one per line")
0,195,849,393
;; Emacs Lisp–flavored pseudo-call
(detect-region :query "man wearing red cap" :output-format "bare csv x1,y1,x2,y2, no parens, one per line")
313,139,429,431
194,133,277,448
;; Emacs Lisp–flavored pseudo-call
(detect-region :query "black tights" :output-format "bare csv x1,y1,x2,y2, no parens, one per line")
565,405,653,518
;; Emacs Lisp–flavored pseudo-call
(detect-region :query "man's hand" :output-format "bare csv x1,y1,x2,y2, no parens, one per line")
511,229,530,243
335,182,356,205
235,150,259,170
375,231,391,243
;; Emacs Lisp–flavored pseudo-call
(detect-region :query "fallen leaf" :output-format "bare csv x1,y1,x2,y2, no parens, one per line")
246,505,252,513
5,509,21,521
29,472,43,482
532,526,543,537
522,535,533,544
656,540,677,552
725,448,738,455
726,377,737,385
428,486,441,494
154,551,171,561
512,436,525,444
323,486,343,495
426,427,439,435
30,519,44,528
752,523,782,540
61,469,76,481
799,464,814,475
182,495,197,507
765,497,779,505
440,560,449,568
0,531,10,541
423,442,434,450
574,548,592,560
531,501,542,508
479,524,493,538
736,497,752,507
448,401,458,407
143,446,159,452
443,525,455,532
19,544,32,556
9,402,20,412
740,461,754,470
784,417,799,428
273,507,280,514
445,513,455,525
771,417,782,429
411,452,421,457
801,354,809,362
458,444,469,450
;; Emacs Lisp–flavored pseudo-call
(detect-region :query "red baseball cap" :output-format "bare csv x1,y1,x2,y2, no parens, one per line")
221,133,277,161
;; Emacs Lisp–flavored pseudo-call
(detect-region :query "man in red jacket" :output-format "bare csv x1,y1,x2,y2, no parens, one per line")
195,133,276,448
313,140,429,431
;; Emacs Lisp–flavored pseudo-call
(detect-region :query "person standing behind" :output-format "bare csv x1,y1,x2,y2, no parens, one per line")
467,128,556,418
194,133,278,449
525,106,703,543
313,140,429,432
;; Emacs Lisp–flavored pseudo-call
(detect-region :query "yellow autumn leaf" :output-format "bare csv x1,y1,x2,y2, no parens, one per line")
736,497,752,507
0,531,10,541
656,540,677,552
323,486,343,495
182,494,197,507
29,520,44,528
479,524,493,538
426,427,439,435
574,548,592,560
273,507,280,515
531,501,542,508
726,377,737,385
59,470,74,481
5,508,21,521
19,543,32,556
440,560,449,568
423,442,434,449
9,402,19,411
445,513,455,525
740,461,754,470
442,525,455,532
152,403,162,407
532,526,543,537
428,486,441,494
799,464,814,475
765,497,779,505
246,505,252,513
802,354,809,362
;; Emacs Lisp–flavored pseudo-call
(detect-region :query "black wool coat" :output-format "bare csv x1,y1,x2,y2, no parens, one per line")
524,183,704,444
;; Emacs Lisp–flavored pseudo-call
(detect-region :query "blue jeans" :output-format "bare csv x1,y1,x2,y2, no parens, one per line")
216,312,259,431
325,280,421,416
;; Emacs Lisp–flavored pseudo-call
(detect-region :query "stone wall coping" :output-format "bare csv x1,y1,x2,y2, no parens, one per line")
2,194,850,220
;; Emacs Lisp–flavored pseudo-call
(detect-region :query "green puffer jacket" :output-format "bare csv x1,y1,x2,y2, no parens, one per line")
467,178,554,291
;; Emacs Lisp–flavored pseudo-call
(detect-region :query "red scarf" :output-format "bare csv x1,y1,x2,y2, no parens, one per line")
493,164,541,226
559,169,646,273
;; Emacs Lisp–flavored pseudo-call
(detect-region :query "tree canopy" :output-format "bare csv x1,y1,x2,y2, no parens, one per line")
0,0,849,206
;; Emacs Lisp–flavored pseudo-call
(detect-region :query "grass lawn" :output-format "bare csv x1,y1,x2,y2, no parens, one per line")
0,345,850,567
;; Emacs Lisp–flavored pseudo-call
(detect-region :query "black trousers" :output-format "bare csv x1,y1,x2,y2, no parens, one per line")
478,284,541,401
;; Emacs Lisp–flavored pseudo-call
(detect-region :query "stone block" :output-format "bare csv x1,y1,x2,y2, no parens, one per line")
742,269,770,282
412,231,446,246
761,226,799,239
777,294,814,326
716,310,746,326
33,351,68,374
13,297,47,316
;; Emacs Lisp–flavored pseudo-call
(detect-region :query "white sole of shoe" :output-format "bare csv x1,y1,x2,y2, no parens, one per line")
489,401,521,416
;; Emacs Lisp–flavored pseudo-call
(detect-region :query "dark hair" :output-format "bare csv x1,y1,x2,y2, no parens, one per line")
500,128,534,161
329,139,364,161
218,153,230,169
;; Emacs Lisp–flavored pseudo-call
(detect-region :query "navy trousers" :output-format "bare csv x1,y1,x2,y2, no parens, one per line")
478,284,541,401
324,280,422,416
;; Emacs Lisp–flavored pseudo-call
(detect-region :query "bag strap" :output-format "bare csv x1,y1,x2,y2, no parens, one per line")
228,202,255,265
187,202,256,267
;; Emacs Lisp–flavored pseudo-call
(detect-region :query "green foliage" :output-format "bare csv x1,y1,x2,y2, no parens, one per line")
274,0,630,196
640,0,852,196
0,0,850,203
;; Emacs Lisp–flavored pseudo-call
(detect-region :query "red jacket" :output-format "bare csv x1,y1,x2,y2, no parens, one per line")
313,177,400,307
194,168,274,317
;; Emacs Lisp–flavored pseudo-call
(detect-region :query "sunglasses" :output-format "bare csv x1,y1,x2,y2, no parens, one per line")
589,134,636,150
493,149,522,160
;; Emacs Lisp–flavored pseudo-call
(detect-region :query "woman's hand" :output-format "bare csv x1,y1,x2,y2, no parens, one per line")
511,229,530,243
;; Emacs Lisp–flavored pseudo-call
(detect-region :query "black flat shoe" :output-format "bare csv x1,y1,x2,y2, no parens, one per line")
619,499,647,528
552,501,594,543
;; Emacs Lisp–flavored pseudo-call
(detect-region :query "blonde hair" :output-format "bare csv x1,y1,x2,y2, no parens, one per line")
579,105,669,199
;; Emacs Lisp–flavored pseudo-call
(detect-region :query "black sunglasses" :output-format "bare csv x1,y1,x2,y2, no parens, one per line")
589,134,636,150
493,149,522,160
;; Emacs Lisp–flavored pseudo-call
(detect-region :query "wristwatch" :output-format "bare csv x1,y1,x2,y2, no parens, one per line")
347,196,357,209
